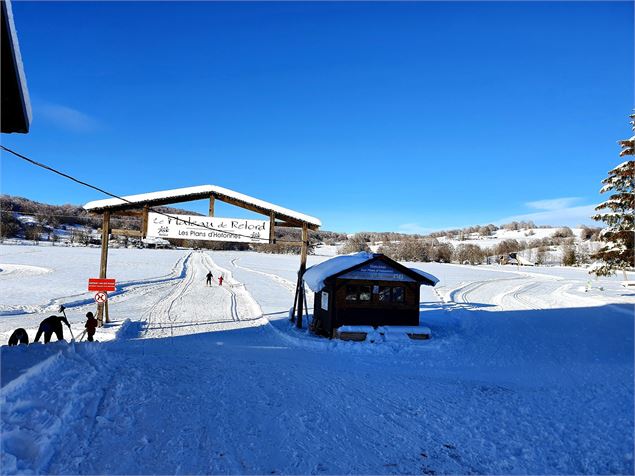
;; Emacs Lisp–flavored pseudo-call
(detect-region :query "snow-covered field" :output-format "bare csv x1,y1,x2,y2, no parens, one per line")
437,227,586,249
1,243,633,474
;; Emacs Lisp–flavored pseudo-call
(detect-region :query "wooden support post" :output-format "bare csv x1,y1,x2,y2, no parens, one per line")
290,279,300,323
296,223,309,329
269,211,276,244
209,195,215,217
141,205,149,238
97,211,110,326
302,282,309,327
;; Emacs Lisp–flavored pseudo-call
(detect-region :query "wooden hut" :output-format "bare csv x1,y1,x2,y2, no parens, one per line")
303,253,438,337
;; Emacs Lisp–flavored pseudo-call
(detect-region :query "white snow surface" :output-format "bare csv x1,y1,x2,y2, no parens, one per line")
83,185,322,226
1,244,634,475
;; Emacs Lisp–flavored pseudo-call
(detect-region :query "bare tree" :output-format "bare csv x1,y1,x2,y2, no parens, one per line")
454,244,485,265
25,225,43,243
339,234,370,254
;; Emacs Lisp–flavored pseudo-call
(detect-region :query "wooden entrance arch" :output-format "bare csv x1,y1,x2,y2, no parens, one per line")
84,185,321,329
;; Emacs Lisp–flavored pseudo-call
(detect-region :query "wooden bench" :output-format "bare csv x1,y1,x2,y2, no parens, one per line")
336,325,376,342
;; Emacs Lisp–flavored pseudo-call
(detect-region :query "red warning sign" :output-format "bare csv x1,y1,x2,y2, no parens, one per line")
88,278,116,292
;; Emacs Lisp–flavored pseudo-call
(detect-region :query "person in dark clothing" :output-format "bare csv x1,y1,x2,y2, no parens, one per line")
34,314,70,343
85,312,98,342
8,328,29,346
206,271,213,286
218,275,223,286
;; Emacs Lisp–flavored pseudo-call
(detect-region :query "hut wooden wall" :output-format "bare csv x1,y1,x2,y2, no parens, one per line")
332,279,420,330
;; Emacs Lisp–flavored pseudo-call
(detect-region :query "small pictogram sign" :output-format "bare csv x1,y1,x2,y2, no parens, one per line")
94,291,108,303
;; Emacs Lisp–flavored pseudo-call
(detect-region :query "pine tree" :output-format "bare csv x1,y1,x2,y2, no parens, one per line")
591,113,634,279
562,243,577,266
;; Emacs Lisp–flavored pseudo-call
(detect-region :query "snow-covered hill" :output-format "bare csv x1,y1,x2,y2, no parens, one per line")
439,227,585,247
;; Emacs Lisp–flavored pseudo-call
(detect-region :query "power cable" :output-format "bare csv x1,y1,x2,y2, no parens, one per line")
1,145,303,243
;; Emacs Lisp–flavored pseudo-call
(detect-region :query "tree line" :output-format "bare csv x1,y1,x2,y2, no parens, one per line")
339,225,603,267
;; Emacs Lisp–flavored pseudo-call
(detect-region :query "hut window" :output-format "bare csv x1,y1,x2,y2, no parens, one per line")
378,286,391,302
359,286,371,301
393,286,405,303
345,285,358,301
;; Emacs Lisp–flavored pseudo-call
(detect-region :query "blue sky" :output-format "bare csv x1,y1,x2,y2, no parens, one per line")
1,1,632,233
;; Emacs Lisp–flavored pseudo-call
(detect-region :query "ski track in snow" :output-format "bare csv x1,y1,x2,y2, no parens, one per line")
0,248,633,475
230,257,297,294
0,252,192,335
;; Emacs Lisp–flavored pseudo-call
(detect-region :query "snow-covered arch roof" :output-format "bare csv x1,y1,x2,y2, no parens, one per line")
83,185,321,229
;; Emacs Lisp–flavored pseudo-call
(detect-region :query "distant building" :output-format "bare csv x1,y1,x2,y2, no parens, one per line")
1,0,31,134
498,252,534,266
142,237,172,249
303,253,438,337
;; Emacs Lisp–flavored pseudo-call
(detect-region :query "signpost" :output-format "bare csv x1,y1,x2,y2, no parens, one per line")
84,186,321,331
146,212,270,243
88,278,115,326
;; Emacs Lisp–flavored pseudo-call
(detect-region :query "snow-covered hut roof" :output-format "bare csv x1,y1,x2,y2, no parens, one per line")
409,268,441,285
84,185,321,228
304,252,375,292
303,252,438,292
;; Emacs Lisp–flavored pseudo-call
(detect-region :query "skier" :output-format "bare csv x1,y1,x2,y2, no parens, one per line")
218,275,223,286
33,314,71,344
8,328,29,346
84,312,98,342
206,271,213,287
